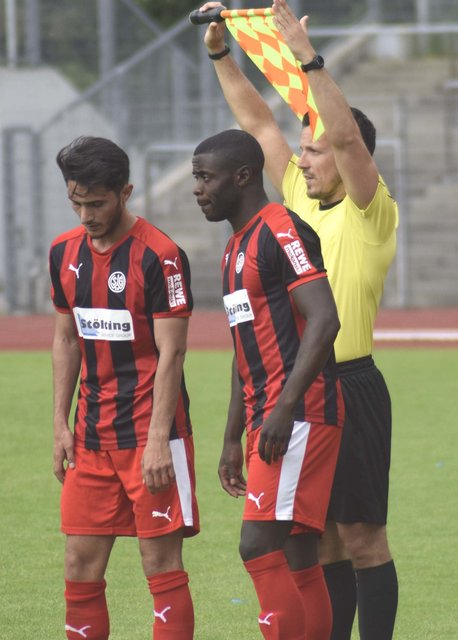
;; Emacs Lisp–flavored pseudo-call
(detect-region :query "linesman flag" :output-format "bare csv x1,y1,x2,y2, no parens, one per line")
190,6,324,140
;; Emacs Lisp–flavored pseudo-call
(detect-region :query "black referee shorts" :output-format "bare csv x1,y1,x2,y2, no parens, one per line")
327,355,392,525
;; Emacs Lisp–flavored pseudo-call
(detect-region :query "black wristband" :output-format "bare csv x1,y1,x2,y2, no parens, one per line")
300,54,325,73
208,46,230,60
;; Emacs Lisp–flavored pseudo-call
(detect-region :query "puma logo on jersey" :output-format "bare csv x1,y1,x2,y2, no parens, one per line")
248,492,264,510
164,258,178,269
152,506,172,522
258,613,274,626
64,624,91,637
276,228,294,239
68,263,83,278
154,606,172,623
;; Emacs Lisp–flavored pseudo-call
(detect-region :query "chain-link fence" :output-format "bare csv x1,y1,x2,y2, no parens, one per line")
1,0,458,311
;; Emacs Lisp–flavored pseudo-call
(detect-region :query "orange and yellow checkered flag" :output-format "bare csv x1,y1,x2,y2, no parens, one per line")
190,7,324,140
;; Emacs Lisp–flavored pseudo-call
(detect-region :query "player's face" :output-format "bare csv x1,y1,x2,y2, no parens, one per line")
67,181,132,241
297,128,346,205
192,153,240,223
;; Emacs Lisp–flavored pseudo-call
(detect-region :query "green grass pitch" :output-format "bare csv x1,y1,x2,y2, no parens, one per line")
0,349,457,638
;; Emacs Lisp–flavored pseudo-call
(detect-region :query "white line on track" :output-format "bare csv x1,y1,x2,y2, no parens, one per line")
374,329,458,341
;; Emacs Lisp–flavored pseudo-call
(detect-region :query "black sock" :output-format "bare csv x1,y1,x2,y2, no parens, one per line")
323,559,357,640
356,560,398,640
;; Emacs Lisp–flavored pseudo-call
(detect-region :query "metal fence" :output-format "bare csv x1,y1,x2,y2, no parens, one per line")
2,1,458,74
1,0,458,311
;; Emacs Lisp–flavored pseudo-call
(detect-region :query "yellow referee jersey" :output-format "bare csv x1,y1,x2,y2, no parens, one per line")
282,156,398,363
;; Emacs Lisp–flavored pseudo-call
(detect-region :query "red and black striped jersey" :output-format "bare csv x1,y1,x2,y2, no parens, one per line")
49,217,193,450
222,202,344,433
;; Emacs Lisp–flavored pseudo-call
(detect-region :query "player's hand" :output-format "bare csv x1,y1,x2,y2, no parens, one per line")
142,438,176,495
272,0,315,63
218,440,246,497
258,408,294,465
53,424,75,483
200,2,227,53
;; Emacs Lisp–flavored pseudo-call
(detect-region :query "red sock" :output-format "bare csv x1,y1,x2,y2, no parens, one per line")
292,564,332,640
244,550,306,639
64,580,109,640
147,570,194,639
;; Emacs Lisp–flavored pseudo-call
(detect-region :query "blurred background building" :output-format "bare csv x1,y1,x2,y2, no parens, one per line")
1,0,457,312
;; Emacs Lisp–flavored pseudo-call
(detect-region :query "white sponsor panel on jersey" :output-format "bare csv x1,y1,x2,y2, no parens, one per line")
167,274,187,308
73,307,135,341
223,289,255,327
283,240,312,275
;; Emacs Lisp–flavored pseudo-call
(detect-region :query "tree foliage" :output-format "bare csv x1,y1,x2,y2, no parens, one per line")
136,0,199,26
135,0,369,27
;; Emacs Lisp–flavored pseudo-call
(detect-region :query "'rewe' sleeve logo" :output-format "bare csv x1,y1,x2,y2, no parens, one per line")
283,240,312,275
167,274,187,308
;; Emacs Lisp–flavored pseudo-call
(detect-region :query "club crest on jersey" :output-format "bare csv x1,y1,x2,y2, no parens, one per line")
167,274,187,308
235,252,245,274
108,271,126,293
283,240,312,275
73,307,135,341
223,289,255,327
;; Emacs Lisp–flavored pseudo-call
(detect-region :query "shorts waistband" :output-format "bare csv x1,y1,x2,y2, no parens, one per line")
337,355,374,376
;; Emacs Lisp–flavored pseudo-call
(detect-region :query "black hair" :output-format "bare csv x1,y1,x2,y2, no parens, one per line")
193,129,265,175
302,107,376,156
56,136,130,193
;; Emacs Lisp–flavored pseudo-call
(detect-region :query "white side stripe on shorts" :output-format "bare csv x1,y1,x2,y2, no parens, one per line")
275,421,311,521
170,438,194,527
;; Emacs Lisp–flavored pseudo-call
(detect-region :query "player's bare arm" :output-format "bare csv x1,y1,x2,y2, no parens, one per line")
258,277,340,464
142,317,189,495
52,312,81,483
218,356,246,497
272,0,379,208
200,1,292,193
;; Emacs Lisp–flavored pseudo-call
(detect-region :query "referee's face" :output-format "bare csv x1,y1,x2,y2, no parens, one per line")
297,128,345,205
66,181,130,242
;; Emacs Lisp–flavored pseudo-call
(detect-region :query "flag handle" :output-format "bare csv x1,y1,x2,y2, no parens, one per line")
189,7,225,24
189,7,273,24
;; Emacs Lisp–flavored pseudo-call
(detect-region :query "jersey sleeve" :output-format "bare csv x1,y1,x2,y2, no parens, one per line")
262,205,327,292
49,242,71,313
144,245,193,318
356,176,399,244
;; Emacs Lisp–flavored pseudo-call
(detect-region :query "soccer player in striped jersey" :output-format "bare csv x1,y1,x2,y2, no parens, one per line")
193,128,344,639
200,1,399,638
50,136,199,640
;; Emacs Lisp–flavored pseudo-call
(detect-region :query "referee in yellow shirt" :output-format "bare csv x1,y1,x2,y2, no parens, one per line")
200,1,399,638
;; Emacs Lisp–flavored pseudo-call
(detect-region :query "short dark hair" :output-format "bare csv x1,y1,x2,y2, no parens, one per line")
302,107,376,156
56,136,130,193
193,129,265,175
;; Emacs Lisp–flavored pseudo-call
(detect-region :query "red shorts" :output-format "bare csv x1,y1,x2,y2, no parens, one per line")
61,437,199,538
243,421,342,535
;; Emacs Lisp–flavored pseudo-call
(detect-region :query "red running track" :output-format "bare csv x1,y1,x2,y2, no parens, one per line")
1,308,458,350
